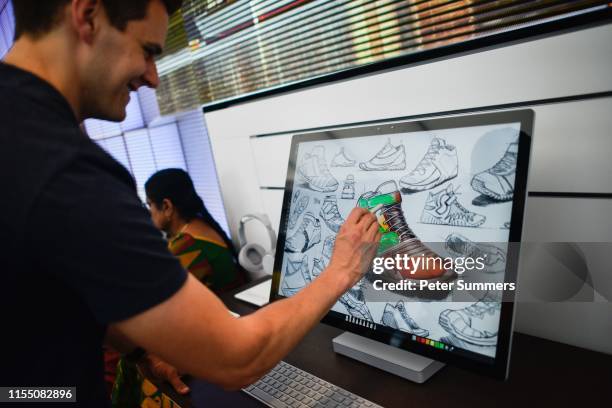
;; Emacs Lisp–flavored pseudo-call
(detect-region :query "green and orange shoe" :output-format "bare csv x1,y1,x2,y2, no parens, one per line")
357,180,455,284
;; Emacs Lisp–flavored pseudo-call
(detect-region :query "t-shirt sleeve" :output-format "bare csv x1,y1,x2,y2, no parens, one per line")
26,157,188,324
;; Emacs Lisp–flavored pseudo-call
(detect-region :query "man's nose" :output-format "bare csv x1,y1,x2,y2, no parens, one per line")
142,60,160,89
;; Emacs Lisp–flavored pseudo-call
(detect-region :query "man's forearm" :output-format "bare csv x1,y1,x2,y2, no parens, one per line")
222,267,351,387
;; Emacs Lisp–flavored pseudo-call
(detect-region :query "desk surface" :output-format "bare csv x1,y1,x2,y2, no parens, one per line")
159,278,612,408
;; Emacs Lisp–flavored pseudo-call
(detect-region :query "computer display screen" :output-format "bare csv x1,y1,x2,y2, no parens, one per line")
271,110,532,378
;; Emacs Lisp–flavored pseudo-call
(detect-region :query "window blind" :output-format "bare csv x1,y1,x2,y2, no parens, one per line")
123,129,157,201
148,123,188,170
0,0,14,58
177,110,231,237
156,0,610,114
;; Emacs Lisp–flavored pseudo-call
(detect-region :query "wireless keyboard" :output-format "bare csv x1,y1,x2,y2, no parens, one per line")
243,361,382,408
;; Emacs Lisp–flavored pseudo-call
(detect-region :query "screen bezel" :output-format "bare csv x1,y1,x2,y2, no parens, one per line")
269,109,533,380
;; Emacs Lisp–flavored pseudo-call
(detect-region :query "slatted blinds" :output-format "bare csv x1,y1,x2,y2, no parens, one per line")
155,0,610,114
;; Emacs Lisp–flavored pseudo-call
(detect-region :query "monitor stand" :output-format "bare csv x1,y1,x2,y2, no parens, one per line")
332,332,445,383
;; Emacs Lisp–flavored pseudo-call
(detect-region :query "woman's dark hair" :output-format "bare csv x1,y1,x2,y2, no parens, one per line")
145,168,239,264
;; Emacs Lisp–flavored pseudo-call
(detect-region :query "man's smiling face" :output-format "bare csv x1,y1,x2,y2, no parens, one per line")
81,0,168,121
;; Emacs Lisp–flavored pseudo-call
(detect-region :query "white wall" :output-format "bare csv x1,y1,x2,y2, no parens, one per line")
205,23,612,354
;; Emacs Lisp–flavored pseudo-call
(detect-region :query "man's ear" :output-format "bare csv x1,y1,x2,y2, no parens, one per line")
71,0,102,44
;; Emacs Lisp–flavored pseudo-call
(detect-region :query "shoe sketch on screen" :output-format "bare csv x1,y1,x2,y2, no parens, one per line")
421,184,486,228
400,137,458,192
297,145,339,192
319,194,345,233
331,147,356,167
380,301,429,337
438,293,501,347
285,212,321,253
359,139,406,171
445,233,506,273
339,280,373,322
281,255,310,297
471,141,518,203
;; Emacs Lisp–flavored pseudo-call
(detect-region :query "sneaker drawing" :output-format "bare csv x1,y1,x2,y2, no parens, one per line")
297,145,339,192
331,147,356,167
285,212,321,253
445,233,506,273
359,139,406,171
339,280,373,321
319,195,344,233
399,138,458,191
312,236,335,278
281,255,311,296
357,180,455,284
438,295,501,346
288,190,309,230
471,142,518,201
380,301,429,337
341,174,355,200
421,184,486,227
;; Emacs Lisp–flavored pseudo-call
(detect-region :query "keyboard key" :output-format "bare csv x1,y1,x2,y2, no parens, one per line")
243,362,381,408
332,394,345,403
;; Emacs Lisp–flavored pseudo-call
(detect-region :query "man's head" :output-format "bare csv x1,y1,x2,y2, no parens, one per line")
11,0,182,121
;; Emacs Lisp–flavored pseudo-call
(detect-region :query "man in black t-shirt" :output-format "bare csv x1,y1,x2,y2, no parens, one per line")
0,0,380,405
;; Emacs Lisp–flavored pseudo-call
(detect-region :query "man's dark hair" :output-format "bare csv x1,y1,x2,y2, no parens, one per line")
13,0,183,40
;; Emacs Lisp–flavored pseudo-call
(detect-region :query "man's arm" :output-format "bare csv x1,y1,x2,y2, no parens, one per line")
110,207,379,390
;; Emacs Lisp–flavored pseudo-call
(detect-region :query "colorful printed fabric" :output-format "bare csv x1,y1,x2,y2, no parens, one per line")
169,232,245,293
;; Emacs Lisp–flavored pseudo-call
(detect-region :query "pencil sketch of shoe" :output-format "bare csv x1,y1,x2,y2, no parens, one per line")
445,233,506,273
285,212,321,253
297,145,339,192
421,184,486,227
357,180,455,285
288,190,309,230
331,147,356,167
471,142,518,201
359,139,406,171
281,255,310,296
312,236,335,278
380,301,429,336
341,174,355,200
319,195,344,233
439,294,501,346
339,281,373,321
400,138,458,191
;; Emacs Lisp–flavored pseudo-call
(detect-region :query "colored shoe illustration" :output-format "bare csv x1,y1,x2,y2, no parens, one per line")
359,139,406,171
281,255,311,296
296,145,339,192
341,174,355,200
445,233,506,273
438,295,501,346
380,301,429,336
312,236,335,278
339,280,373,321
471,142,518,201
285,212,321,253
400,138,458,191
331,147,356,167
288,190,309,230
421,184,486,227
357,180,455,284
319,195,344,233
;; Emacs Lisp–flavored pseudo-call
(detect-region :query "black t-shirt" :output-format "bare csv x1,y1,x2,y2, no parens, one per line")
0,63,188,406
